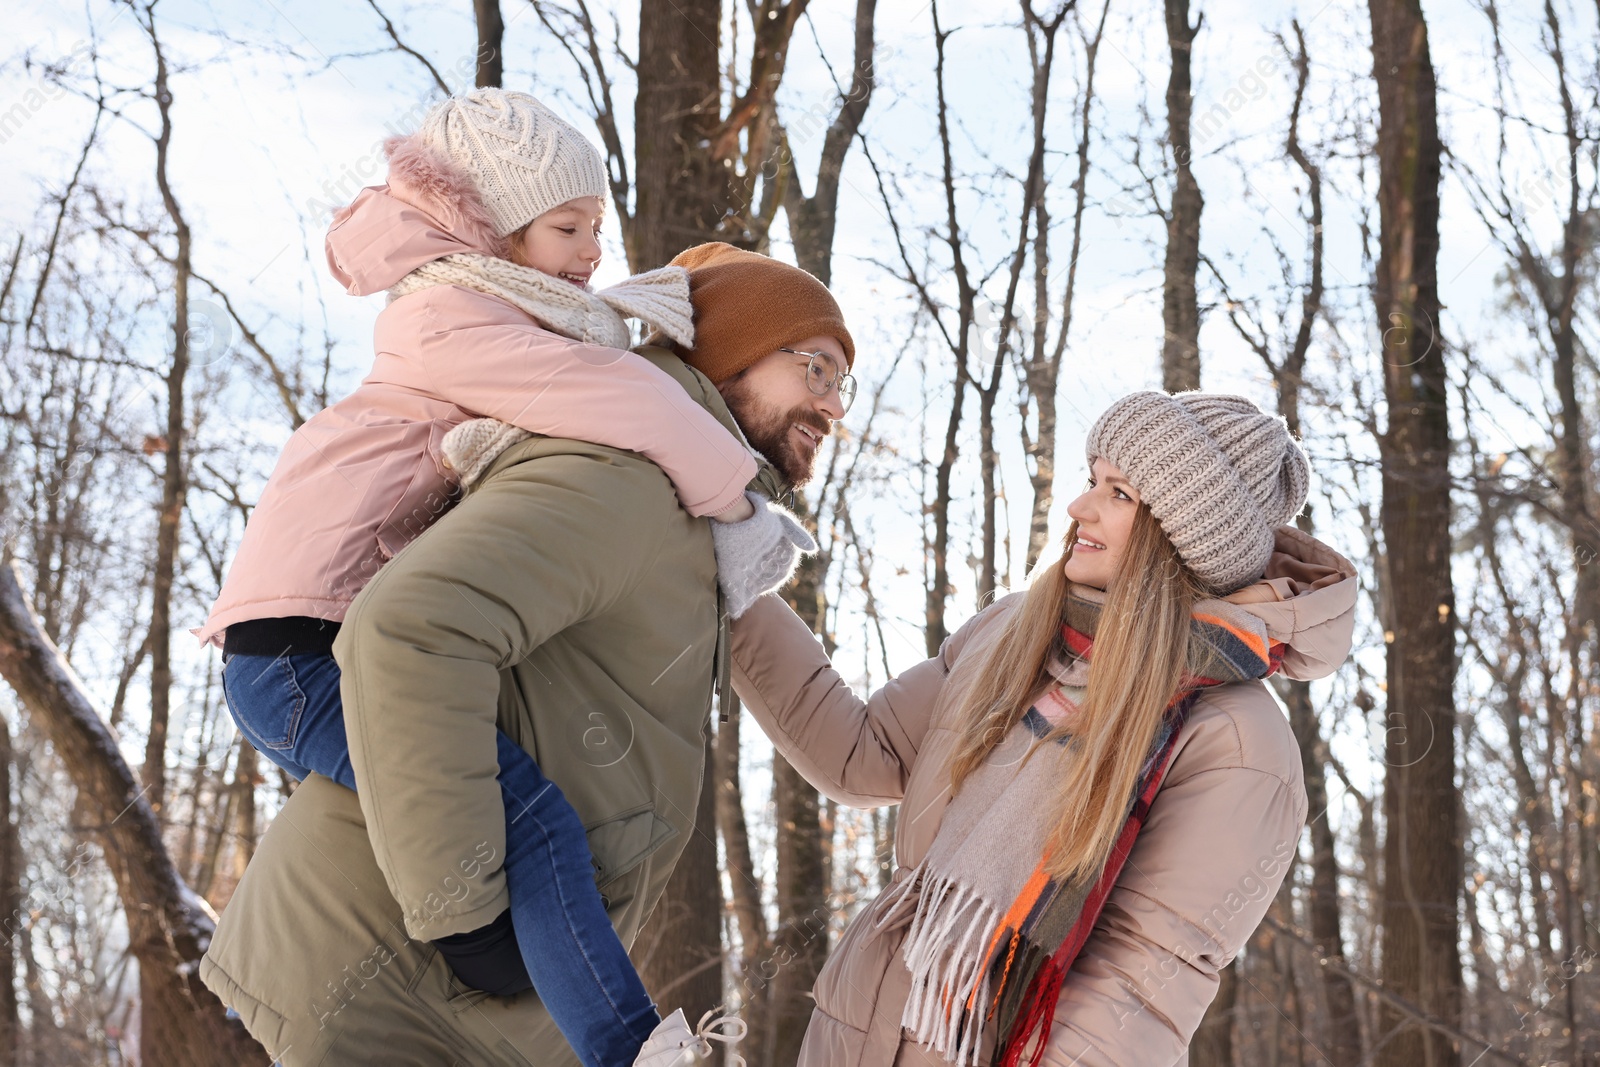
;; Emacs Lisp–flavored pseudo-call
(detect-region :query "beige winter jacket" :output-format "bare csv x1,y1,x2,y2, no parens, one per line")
729,527,1357,1067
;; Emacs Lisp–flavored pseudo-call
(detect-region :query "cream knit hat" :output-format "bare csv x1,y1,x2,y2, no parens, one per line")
1085,391,1310,593
414,89,609,237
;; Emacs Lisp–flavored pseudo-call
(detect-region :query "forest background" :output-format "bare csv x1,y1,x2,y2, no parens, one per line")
1,0,1596,1064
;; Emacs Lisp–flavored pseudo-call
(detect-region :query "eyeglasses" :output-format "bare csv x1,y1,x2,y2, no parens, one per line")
778,348,857,413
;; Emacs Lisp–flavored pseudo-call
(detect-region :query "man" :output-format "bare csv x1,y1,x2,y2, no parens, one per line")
199,242,858,1065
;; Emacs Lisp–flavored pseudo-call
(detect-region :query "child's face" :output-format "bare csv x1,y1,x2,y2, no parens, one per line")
511,196,605,286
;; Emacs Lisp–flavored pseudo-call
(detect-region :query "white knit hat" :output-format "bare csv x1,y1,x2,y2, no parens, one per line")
1085,391,1310,593
413,89,609,237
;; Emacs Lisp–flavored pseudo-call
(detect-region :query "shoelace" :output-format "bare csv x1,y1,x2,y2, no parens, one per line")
691,1008,748,1067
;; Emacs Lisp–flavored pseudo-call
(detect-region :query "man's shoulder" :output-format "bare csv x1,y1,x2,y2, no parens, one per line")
474,431,686,514
633,343,721,405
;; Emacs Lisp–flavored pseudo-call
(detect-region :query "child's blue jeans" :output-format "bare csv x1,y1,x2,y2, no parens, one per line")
222,649,660,1067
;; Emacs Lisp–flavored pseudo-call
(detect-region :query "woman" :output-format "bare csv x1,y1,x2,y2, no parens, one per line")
730,391,1357,1065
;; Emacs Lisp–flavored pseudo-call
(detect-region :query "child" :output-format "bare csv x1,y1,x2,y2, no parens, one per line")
197,90,763,1067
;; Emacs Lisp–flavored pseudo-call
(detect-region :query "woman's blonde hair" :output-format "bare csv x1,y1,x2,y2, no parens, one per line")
946,506,1204,884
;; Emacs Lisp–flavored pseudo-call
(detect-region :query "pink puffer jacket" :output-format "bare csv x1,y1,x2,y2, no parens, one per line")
196,145,756,647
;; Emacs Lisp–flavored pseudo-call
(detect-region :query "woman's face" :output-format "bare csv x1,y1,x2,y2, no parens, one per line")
1062,457,1141,589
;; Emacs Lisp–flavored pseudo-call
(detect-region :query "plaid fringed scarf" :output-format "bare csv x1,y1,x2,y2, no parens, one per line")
883,584,1284,1066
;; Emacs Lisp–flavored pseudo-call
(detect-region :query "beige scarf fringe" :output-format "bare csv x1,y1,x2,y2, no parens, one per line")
900,872,1008,1065
880,712,1066,1066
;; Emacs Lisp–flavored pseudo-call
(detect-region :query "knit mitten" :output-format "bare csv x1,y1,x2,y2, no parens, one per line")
710,492,817,619
442,417,531,487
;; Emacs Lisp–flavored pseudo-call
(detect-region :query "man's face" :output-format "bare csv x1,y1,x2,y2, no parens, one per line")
717,335,850,488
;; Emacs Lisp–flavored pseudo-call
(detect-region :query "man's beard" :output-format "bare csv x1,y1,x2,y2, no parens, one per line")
720,377,830,488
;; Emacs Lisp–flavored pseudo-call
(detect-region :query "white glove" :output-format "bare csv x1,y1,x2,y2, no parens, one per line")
710,492,818,619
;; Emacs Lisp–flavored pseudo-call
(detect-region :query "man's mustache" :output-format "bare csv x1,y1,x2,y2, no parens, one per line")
791,409,832,438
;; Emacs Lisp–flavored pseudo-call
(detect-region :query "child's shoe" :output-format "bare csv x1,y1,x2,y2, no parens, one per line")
633,1007,747,1067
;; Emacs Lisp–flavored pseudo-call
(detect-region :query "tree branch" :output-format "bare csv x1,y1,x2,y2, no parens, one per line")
362,0,451,94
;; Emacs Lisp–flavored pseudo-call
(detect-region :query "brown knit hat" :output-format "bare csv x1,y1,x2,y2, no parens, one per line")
668,242,855,383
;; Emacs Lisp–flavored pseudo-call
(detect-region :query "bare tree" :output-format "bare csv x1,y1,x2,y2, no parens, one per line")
132,0,194,822
740,8,881,1056
863,0,1022,651
475,0,504,87
630,0,812,270
362,0,451,93
0,715,18,1063
0,563,267,1065
714,704,767,1000
782,0,878,284
1367,2,1461,1063
1160,0,1202,391
970,0,1073,606
1453,5,1600,989
1019,0,1108,572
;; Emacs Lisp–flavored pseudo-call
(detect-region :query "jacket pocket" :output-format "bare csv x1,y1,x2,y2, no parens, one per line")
374,420,459,560
587,804,678,894
407,946,540,1067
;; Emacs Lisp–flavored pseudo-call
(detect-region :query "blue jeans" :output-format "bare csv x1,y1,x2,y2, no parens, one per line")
222,650,660,1067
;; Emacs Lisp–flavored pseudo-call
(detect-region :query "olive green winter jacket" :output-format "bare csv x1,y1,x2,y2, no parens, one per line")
199,349,780,1066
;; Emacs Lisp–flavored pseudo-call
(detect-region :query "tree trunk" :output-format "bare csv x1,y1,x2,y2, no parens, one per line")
714,706,767,1025
1022,189,1059,575
1161,0,1202,392
0,562,268,1066
1471,0,1600,987
142,12,192,822
632,0,725,273
1367,2,1460,1063
923,0,977,656
0,714,18,1064
473,0,503,88
1275,32,1359,1059
1022,2,1107,573
1532,2,1600,957
763,758,827,1066
628,0,729,1027
784,0,877,287
1287,679,1362,1067
234,737,258,871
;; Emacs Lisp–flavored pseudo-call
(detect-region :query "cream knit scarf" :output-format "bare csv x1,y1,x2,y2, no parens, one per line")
389,253,695,352
389,254,697,485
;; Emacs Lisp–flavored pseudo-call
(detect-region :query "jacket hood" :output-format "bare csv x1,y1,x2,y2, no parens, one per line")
325,134,508,297
1223,525,1359,681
